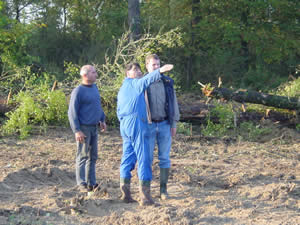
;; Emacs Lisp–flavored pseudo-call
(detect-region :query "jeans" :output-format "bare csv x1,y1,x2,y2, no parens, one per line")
149,120,172,168
76,125,98,186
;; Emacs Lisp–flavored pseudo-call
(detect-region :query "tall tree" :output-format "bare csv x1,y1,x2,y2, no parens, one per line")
26,0,127,69
128,0,140,40
0,1,33,69
3,0,41,22
187,0,201,88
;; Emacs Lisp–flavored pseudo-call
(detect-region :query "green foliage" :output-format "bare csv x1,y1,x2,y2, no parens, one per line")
200,103,274,141
0,22,36,69
1,0,299,91
41,90,68,124
202,103,234,137
3,93,36,138
26,0,127,71
177,122,192,136
0,65,53,93
2,83,68,139
0,1,7,27
274,77,300,98
296,124,300,132
142,0,300,90
63,61,81,83
238,121,272,141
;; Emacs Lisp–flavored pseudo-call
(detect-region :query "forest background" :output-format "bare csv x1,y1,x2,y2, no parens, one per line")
1,2,300,224
0,0,299,137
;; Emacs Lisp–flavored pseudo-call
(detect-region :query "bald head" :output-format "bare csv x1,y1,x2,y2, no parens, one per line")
80,65,98,85
80,65,93,76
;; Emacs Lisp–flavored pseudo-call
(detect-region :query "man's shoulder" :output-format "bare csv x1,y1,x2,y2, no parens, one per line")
75,84,98,90
71,85,81,94
161,74,174,83
71,84,91,96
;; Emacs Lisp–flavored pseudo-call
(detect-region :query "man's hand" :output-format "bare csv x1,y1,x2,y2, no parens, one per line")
99,121,107,132
160,64,174,73
171,128,177,137
75,131,86,143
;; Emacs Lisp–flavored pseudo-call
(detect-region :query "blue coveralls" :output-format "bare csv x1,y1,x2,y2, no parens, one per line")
117,69,161,182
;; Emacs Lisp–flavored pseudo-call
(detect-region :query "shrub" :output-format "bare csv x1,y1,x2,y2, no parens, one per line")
274,77,300,98
177,122,192,136
238,121,272,141
202,103,234,137
1,85,68,139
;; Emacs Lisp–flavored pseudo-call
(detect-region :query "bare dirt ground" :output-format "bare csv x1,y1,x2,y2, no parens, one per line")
0,123,299,225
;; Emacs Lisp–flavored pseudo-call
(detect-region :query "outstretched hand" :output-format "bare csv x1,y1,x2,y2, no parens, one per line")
160,64,174,73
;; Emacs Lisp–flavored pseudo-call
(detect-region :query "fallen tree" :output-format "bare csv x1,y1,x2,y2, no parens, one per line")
178,101,213,123
199,82,300,111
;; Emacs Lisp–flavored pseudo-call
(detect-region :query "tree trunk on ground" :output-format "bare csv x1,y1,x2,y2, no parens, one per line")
177,98,298,127
178,101,214,123
204,87,300,110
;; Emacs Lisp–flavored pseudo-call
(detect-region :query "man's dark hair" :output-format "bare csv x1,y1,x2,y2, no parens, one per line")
125,62,141,74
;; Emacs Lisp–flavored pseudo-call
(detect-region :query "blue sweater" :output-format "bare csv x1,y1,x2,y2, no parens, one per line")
68,84,105,133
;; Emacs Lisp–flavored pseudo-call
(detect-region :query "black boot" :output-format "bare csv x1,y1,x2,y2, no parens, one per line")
120,178,136,203
139,181,154,206
160,168,169,200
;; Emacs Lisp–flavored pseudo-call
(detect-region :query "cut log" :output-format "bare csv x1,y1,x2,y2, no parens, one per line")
202,87,300,111
178,101,213,122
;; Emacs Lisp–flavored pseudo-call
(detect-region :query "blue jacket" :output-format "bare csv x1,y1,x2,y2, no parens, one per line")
161,74,175,125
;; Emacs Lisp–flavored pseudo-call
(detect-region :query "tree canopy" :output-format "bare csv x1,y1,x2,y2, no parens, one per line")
0,0,299,91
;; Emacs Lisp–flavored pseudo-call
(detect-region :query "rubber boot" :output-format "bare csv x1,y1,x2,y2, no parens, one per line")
120,178,136,203
160,168,169,200
139,181,154,206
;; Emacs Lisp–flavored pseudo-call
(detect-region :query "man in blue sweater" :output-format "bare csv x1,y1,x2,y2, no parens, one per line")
117,62,173,206
68,65,107,192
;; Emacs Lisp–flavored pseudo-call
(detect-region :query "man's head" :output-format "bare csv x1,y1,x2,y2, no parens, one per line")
80,65,97,85
146,54,160,73
125,63,143,78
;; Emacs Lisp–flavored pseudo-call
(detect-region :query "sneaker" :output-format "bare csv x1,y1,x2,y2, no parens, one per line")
88,183,100,192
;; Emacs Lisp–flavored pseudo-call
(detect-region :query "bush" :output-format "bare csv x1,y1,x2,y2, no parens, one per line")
238,121,272,141
274,77,300,98
177,122,192,136
202,103,234,137
1,85,68,139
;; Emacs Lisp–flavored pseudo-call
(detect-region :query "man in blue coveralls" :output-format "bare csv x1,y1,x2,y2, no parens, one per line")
117,62,173,206
145,54,180,200
68,65,107,192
